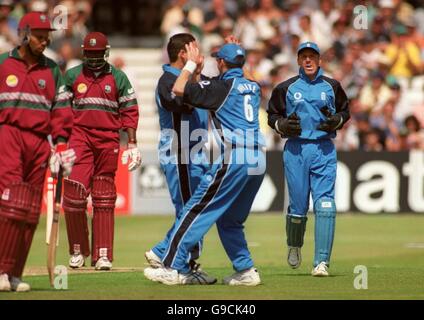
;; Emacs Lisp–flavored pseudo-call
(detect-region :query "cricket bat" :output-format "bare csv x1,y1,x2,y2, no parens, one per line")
46,177,55,244
47,169,63,287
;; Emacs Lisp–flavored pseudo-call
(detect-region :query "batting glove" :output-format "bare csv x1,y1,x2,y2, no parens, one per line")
317,107,344,132
275,112,302,137
121,143,142,171
49,143,76,177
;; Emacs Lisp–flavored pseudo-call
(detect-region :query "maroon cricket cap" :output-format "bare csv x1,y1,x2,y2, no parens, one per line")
82,32,109,51
18,12,56,31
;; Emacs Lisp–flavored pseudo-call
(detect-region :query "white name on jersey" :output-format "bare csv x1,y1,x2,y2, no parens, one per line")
237,83,257,94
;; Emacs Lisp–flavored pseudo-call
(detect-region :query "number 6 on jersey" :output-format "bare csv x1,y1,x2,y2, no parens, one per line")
244,95,254,122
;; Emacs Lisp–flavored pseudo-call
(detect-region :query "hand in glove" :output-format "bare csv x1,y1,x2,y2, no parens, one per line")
275,112,302,137
121,143,142,171
49,142,76,177
317,107,344,132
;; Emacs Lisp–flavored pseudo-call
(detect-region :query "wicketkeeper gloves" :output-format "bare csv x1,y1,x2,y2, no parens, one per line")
121,143,142,171
275,112,302,137
49,142,76,177
317,106,344,132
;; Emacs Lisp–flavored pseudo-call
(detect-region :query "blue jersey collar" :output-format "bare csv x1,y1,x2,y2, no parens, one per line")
299,67,323,83
163,64,181,77
220,68,243,80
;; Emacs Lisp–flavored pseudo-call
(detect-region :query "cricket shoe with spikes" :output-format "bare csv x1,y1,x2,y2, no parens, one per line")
223,267,261,286
0,273,11,292
69,253,85,269
95,257,112,271
311,261,329,277
287,246,302,269
189,261,217,284
144,250,163,268
144,267,217,285
10,277,30,292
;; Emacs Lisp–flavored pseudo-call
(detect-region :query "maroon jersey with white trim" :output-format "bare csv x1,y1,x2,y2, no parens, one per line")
0,48,73,142
65,63,139,131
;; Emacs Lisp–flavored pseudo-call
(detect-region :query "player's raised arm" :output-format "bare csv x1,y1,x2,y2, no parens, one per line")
172,41,202,97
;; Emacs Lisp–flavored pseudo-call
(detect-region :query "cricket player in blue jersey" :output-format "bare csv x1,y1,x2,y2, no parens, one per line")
267,42,350,276
144,33,215,282
144,39,265,285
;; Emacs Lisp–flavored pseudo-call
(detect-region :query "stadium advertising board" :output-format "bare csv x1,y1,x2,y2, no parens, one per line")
132,150,424,215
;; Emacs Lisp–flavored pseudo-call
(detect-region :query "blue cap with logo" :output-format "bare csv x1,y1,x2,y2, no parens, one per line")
297,41,320,55
212,43,246,64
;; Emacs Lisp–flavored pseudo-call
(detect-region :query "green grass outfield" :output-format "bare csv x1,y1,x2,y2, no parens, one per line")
1,213,424,300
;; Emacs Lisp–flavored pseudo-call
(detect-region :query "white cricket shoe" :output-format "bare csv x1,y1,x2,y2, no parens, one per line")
69,253,85,269
144,267,179,285
10,277,31,292
0,273,11,292
188,262,217,284
311,262,329,277
144,267,217,285
287,246,302,269
144,250,163,268
179,269,217,285
223,267,261,286
95,257,112,271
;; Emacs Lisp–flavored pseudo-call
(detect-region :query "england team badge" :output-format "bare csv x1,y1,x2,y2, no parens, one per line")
105,85,111,93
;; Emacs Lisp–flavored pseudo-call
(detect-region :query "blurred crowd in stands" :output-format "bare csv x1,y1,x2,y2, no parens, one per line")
0,0,94,69
161,0,424,151
1,0,423,151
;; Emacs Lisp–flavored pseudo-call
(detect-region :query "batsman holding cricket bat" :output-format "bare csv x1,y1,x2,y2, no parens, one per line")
0,12,75,292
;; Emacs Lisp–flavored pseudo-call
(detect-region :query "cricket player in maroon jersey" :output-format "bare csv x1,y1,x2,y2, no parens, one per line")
0,12,75,292
63,32,141,271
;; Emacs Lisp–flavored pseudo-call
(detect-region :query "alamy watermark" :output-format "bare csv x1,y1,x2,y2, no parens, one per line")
353,265,368,290
353,5,369,30
53,265,68,290
158,122,266,175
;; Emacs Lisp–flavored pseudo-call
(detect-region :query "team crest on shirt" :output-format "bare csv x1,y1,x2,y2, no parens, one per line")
38,79,46,89
6,74,18,87
77,83,87,93
321,92,326,100
293,92,304,104
105,85,111,93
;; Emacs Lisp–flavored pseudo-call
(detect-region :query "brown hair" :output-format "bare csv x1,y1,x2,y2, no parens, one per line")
167,33,196,63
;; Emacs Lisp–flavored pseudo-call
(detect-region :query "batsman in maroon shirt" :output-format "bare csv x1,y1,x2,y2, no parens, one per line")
63,32,141,271
0,12,75,292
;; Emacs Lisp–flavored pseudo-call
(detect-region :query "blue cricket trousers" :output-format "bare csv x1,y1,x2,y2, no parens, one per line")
162,148,265,273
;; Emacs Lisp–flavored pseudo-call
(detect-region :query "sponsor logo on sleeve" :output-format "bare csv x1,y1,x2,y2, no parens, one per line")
6,75,18,87
77,83,87,94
